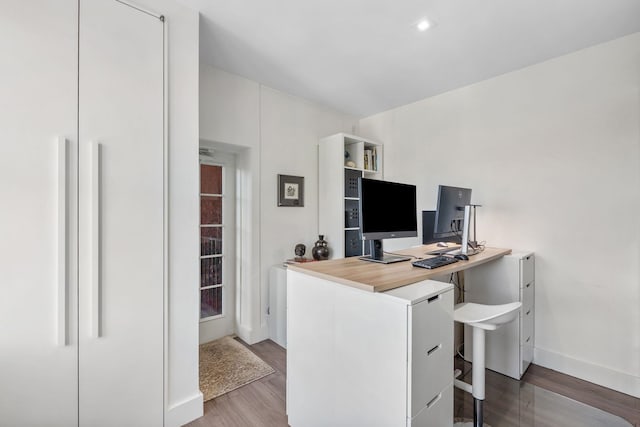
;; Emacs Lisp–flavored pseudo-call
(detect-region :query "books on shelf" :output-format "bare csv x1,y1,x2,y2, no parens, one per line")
371,147,377,171
364,147,377,171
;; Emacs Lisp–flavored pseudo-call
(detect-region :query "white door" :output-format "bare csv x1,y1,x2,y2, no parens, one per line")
199,151,237,343
78,1,164,425
0,2,79,425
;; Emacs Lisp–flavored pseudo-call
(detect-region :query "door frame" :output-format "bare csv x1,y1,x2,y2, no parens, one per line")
199,150,236,343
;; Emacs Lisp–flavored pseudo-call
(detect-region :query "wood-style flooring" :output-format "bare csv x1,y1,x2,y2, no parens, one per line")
186,339,640,427
186,339,288,427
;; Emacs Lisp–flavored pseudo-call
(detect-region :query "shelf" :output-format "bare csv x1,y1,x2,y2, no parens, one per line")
345,166,380,173
319,132,384,259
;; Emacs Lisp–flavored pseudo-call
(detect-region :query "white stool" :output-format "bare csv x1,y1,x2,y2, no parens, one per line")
453,302,522,427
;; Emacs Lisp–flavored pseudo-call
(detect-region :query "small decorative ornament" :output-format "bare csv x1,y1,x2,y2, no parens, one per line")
312,235,330,260
294,243,306,261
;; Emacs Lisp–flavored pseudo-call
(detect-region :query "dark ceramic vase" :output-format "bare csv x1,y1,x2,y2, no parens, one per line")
312,235,329,260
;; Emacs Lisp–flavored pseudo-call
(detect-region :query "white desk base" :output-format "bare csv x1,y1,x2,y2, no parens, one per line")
287,270,454,427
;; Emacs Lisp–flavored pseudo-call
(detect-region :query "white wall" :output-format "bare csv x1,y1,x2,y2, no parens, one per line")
358,33,640,397
131,1,201,426
200,65,357,343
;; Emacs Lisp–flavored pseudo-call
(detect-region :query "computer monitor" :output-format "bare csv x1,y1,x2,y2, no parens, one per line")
434,185,474,254
422,211,458,245
358,177,417,263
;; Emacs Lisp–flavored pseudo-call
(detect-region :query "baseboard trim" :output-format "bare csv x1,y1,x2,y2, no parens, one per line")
534,347,640,398
165,392,204,427
236,323,270,345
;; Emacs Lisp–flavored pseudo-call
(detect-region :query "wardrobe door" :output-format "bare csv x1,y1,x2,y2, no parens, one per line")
78,1,164,425
0,2,79,426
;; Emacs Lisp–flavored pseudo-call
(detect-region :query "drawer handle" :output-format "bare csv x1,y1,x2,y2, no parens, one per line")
526,309,531,315
427,344,442,356
427,294,441,304
426,393,442,409
526,336,531,343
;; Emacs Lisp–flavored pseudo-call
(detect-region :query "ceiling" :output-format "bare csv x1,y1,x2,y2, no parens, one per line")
176,0,640,118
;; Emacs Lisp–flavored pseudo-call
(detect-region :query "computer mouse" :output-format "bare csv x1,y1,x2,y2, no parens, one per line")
436,242,448,247
454,254,469,261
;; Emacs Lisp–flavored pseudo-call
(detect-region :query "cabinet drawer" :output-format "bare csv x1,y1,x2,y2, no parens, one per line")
520,281,534,311
520,254,534,287
520,309,534,347
409,291,453,416
408,383,453,427
411,291,453,352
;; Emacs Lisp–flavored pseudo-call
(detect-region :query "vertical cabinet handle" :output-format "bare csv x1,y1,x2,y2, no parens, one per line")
57,137,68,346
91,141,101,338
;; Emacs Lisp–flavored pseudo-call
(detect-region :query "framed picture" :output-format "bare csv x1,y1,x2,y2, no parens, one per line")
278,174,304,207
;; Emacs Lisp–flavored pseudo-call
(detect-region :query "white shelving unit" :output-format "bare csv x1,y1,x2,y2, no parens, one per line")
318,133,383,259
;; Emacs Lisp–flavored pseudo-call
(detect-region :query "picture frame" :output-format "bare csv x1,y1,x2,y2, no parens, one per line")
278,174,304,207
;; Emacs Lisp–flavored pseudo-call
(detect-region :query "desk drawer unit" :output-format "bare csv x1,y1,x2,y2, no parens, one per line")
464,252,535,380
409,291,453,417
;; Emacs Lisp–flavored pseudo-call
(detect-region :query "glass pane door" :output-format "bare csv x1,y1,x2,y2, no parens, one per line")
200,164,223,319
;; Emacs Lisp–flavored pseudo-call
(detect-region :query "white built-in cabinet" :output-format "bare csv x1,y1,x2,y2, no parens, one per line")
318,133,383,259
287,272,453,426
267,264,287,348
464,252,535,379
0,1,165,425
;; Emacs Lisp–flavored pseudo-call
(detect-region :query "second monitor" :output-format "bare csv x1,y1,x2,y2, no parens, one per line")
434,185,472,238
434,184,477,256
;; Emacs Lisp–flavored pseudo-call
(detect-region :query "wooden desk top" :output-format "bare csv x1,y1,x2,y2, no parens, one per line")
288,244,512,293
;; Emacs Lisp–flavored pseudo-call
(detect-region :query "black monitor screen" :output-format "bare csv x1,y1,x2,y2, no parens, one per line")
359,178,417,240
422,211,458,245
434,185,472,238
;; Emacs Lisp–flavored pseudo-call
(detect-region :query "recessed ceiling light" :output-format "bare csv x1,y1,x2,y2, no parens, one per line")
416,19,431,32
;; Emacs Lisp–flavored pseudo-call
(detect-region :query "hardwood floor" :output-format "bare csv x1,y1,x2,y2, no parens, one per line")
186,339,288,427
187,339,640,427
523,364,640,426
454,359,639,427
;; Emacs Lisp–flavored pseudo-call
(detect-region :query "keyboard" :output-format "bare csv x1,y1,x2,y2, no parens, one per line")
412,255,459,270
425,246,461,255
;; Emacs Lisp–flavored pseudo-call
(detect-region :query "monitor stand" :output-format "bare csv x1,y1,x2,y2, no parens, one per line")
359,239,411,264
457,205,479,256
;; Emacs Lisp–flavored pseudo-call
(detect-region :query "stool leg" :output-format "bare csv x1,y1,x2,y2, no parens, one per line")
472,327,486,426
474,398,483,427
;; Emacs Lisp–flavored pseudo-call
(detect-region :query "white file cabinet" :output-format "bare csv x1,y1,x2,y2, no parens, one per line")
268,265,288,348
287,271,454,427
404,289,454,426
464,252,535,379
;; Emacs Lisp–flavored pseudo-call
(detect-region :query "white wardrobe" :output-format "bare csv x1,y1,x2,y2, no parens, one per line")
0,1,165,425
